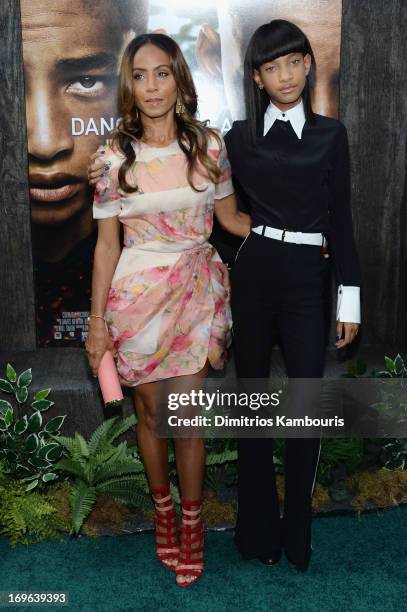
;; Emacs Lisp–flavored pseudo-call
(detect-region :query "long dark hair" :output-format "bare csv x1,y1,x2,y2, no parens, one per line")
244,20,316,143
111,33,221,193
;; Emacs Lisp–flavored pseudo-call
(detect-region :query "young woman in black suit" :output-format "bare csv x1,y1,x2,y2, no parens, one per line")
223,20,361,572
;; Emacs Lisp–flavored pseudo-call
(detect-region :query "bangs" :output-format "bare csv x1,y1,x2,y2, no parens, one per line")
249,21,310,69
243,19,316,143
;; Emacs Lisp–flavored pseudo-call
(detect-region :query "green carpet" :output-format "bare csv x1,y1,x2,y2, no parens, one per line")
1,507,406,612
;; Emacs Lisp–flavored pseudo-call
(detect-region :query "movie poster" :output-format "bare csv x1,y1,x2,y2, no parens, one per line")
20,0,342,347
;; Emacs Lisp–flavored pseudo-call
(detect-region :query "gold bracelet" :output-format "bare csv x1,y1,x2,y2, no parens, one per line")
87,314,105,323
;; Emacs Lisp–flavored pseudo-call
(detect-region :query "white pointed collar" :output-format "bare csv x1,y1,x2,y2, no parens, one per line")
263,99,306,139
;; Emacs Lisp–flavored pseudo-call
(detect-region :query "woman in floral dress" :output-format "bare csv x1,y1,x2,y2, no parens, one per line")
86,33,250,586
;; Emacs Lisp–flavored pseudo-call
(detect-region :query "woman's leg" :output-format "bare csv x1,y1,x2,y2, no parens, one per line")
133,381,178,570
231,233,282,559
232,311,282,558
168,361,209,585
169,361,208,499
133,380,169,488
278,246,327,570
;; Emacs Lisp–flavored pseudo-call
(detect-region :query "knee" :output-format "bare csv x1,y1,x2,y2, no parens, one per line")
142,409,158,434
135,395,159,434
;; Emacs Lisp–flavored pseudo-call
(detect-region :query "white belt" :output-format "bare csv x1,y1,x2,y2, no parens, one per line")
252,225,326,246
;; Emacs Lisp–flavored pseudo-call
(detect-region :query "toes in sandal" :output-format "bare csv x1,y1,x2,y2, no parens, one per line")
151,484,179,571
176,498,204,587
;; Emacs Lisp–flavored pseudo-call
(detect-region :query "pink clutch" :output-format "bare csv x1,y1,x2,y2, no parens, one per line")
98,351,124,407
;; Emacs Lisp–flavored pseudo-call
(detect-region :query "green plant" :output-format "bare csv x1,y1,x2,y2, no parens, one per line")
0,364,65,491
204,447,238,494
344,353,407,379
370,355,407,429
0,461,65,546
317,438,364,487
52,415,150,534
378,438,407,470
343,353,407,470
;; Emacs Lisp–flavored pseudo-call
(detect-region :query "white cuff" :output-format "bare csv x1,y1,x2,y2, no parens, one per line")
336,285,361,323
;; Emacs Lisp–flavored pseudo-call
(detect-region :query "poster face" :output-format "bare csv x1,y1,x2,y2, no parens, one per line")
20,0,341,347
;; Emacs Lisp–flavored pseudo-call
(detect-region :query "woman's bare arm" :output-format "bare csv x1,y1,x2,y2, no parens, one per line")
214,193,251,238
86,217,121,375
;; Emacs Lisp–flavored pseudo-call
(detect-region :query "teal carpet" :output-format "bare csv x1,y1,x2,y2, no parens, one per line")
1,507,406,612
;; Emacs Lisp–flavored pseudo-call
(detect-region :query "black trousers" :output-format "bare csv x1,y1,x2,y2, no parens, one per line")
231,231,328,564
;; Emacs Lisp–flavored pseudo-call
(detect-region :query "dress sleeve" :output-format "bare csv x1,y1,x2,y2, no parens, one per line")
328,123,362,323
92,143,123,219
208,131,234,200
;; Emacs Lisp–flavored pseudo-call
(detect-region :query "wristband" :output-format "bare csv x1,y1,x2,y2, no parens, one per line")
87,315,105,323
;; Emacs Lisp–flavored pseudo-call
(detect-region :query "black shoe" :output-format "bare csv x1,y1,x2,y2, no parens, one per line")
285,549,311,573
257,549,282,566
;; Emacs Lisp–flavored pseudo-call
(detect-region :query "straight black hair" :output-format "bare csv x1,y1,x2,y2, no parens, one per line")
244,19,316,143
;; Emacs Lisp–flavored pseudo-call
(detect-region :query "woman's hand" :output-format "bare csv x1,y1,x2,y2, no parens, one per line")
335,322,359,349
85,318,115,377
87,151,106,187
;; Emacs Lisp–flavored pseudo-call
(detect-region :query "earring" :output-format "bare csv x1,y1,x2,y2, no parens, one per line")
134,107,139,120
257,83,264,90
175,97,185,114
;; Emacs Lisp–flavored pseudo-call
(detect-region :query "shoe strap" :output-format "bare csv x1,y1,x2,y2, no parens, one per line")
154,503,174,513
156,546,179,554
182,507,201,517
155,513,176,526
152,493,172,505
155,516,178,540
181,532,204,545
182,517,201,527
181,518,202,529
176,563,203,571
155,521,177,532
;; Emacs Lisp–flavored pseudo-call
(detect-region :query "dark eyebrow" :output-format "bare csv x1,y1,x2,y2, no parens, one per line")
55,53,117,72
132,64,172,72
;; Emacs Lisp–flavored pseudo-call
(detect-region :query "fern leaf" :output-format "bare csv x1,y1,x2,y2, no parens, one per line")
53,458,88,482
51,435,76,455
95,446,123,468
74,432,89,458
91,446,121,468
87,417,120,455
109,491,150,510
205,450,238,466
95,475,144,495
70,480,97,534
93,460,145,485
105,414,137,445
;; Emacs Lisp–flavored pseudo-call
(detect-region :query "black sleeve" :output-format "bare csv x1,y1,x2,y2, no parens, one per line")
209,126,243,265
224,125,252,215
328,123,362,288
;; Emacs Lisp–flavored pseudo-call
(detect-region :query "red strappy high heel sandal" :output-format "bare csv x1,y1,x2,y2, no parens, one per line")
176,498,204,587
151,485,179,571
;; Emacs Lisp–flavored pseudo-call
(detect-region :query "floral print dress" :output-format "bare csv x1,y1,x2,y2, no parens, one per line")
93,132,234,386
